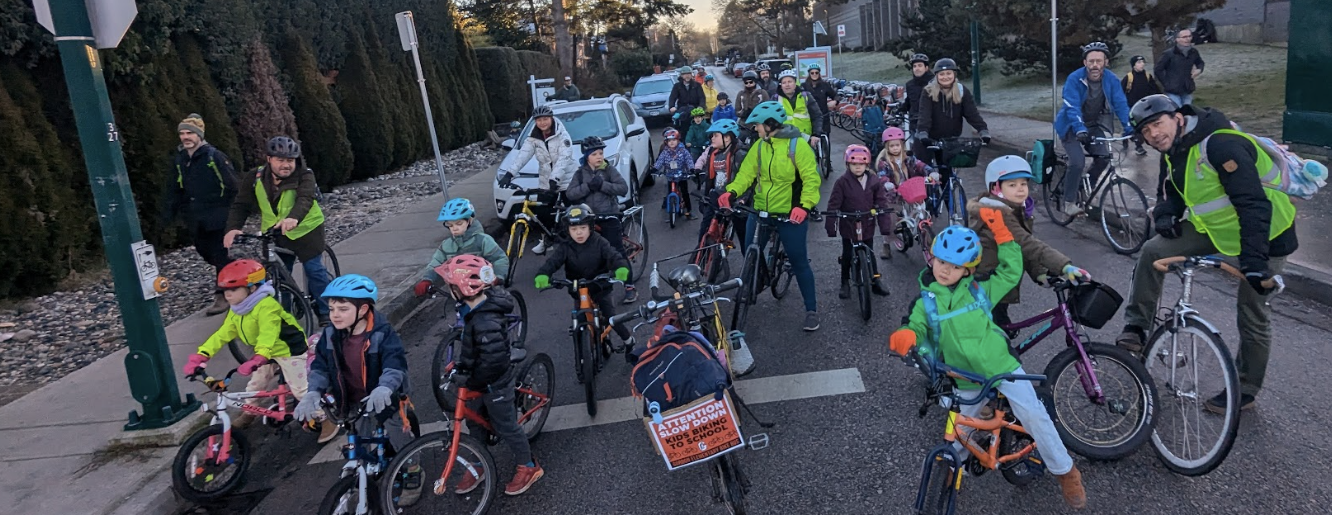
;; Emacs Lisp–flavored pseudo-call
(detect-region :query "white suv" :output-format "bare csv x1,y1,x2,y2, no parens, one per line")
492,95,652,221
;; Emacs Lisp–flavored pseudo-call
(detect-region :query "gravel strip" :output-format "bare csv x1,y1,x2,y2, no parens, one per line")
0,143,502,389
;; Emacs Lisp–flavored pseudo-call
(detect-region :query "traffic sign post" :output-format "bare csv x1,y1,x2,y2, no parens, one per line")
812,21,827,48
836,24,845,55
396,11,449,197
34,0,198,430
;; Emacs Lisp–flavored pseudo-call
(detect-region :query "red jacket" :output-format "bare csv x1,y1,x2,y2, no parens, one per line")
825,171,893,241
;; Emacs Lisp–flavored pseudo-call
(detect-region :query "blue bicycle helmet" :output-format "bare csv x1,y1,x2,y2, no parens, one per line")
322,274,379,301
707,119,741,137
437,197,475,222
745,100,789,126
931,226,983,268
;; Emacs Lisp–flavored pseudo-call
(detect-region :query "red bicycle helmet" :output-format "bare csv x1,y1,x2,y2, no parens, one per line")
882,127,907,142
218,259,266,289
435,254,497,298
844,145,872,164
663,128,681,140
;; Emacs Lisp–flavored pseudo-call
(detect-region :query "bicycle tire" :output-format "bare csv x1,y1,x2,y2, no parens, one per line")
624,211,649,282
1041,162,1079,227
515,353,554,441
1142,317,1241,476
171,424,251,502
820,139,833,180
730,249,760,332
668,194,678,229
769,240,792,300
918,223,936,264
322,247,343,277
576,327,598,417
915,453,959,515
998,427,1043,486
379,431,497,515
947,180,968,226
430,330,463,413
1099,178,1152,255
629,172,641,206
504,223,527,288
854,246,873,322
1042,343,1157,461
717,453,749,515
319,473,381,515
508,291,529,348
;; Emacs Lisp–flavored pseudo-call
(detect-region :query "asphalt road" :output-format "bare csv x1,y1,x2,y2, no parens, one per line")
178,68,1332,514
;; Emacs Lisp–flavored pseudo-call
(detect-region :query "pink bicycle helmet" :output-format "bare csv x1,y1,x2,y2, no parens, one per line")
844,145,872,164
435,254,497,298
882,127,906,142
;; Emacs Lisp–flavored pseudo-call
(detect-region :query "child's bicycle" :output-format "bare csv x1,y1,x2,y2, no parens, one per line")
823,210,886,321
1038,130,1152,255
540,273,624,416
427,287,529,413
901,350,1049,515
1002,276,1157,460
653,167,698,228
924,137,982,227
597,211,650,283
379,357,554,514
172,365,296,502
1141,255,1282,476
891,176,935,265
228,231,342,362
501,187,564,287
317,397,418,515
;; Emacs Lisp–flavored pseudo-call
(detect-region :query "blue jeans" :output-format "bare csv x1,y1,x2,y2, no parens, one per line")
1166,93,1193,107
743,213,817,313
280,252,331,315
1060,128,1110,203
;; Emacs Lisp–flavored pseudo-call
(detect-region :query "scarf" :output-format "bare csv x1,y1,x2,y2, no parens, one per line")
231,282,275,315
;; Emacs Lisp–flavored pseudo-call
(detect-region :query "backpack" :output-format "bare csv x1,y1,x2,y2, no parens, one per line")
630,330,731,413
1198,129,1328,200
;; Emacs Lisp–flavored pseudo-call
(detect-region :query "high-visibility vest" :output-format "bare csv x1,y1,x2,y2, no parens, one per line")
254,168,324,240
1169,130,1295,256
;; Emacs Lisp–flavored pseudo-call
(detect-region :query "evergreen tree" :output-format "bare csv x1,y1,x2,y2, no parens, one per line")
238,37,301,169
890,0,983,74
175,34,241,162
337,30,394,179
279,29,354,189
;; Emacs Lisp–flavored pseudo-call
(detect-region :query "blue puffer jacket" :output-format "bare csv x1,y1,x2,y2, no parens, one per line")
1054,67,1133,138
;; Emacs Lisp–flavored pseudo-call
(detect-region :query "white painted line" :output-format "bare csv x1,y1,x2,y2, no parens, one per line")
309,368,865,464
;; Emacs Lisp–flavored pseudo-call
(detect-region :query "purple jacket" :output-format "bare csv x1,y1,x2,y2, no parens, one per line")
825,171,893,241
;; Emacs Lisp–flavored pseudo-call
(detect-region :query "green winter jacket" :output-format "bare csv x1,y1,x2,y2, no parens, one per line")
725,124,821,214
421,221,509,282
198,296,308,360
900,239,1023,388
685,120,712,151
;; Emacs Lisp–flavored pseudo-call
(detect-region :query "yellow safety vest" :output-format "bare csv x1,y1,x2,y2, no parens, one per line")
1170,130,1296,256
255,170,324,240
777,92,813,136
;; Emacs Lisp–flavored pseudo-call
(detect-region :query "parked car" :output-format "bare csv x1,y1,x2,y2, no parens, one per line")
732,62,751,78
493,95,652,221
628,74,676,124
714,58,724,66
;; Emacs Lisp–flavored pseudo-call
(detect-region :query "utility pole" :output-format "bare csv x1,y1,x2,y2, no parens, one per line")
396,12,449,196
32,0,197,430
971,19,982,105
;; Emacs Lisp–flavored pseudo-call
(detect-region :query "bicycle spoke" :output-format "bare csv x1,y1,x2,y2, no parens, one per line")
382,433,496,515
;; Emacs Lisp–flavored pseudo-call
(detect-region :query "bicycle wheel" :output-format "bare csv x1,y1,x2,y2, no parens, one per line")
854,247,873,322
504,223,527,288
730,250,760,332
918,223,936,264
998,427,1043,486
1099,177,1152,255
623,211,649,282
1041,161,1079,227
668,194,678,229
508,291,529,348
769,241,792,300
319,473,381,515
947,180,968,226
321,247,343,277
1042,343,1157,460
380,431,497,515
171,425,251,502
915,453,959,515
431,331,463,413
1142,317,1241,476
820,139,833,179
515,353,554,441
575,327,598,417
714,453,749,515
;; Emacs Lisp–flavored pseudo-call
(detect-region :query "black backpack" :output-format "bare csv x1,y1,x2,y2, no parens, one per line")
630,331,731,413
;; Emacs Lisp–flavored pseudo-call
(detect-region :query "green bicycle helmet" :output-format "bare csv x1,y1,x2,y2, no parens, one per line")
707,119,741,137
745,100,788,126
678,66,693,76
437,197,475,222
691,107,707,117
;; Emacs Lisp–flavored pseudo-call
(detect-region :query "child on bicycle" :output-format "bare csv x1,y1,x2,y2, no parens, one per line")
566,136,638,303
875,127,928,187
654,128,696,218
296,274,422,503
182,259,320,434
860,97,886,157
824,145,891,299
888,208,1086,509
685,107,712,161
968,156,1091,335
437,254,544,496
533,204,636,358
413,197,509,298
692,119,747,242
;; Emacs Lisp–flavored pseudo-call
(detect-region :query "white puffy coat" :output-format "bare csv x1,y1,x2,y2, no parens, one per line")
503,118,578,190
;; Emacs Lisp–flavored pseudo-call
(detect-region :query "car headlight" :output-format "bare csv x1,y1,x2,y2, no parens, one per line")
606,153,621,169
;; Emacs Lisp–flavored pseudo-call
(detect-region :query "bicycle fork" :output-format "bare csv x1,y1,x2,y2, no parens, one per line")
915,443,963,513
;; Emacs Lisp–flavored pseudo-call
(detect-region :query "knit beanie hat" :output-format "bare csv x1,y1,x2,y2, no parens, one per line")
179,114,206,139
1130,55,1146,66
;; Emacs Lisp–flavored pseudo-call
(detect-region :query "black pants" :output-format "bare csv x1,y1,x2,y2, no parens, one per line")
193,226,233,274
596,217,632,284
465,376,533,465
839,238,880,282
530,191,565,240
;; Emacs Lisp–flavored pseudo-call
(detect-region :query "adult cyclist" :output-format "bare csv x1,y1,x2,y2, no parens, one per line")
773,69,826,163
902,53,934,147
914,57,989,158
498,105,577,254
716,101,823,333
755,63,779,98
802,63,839,142
668,66,705,135
1053,42,1134,217
735,70,769,148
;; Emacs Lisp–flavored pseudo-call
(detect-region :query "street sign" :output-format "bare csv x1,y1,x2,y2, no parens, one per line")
32,0,138,49
395,11,448,196
812,21,827,35
130,240,163,300
837,24,846,37
394,11,417,51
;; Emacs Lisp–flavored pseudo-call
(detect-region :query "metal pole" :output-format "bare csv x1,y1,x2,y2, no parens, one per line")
971,19,982,105
409,42,448,196
1051,0,1059,141
48,0,197,430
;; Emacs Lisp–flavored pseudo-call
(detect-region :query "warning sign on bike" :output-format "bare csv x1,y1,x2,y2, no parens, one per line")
644,392,745,470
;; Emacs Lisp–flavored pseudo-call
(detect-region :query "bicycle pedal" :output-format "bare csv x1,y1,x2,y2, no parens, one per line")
746,433,770,451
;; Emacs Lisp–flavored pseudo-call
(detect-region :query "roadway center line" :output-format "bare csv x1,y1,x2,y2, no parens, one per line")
310,367,865,465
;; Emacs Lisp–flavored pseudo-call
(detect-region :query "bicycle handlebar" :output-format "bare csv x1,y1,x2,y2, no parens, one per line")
1094,135,1134,143
902,350,1045,407
823,209,880,219
720,204,823,223
611,277,743,325
541,274,621,293
1153,255,1284,293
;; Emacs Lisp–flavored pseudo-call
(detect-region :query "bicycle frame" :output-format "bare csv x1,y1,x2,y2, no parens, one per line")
333,410,390,515
602,208,646,262
434,382,551,494
505,190,560,257
191,370,293,464
1004,299,1108,404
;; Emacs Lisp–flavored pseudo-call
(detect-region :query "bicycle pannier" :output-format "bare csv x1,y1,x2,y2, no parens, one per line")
1069,281,1123,329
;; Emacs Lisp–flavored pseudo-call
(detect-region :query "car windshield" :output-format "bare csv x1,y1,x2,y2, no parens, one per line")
633,79,674,97
519,108,618,142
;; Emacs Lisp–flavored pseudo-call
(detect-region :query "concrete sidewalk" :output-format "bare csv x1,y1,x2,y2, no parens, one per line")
0,165,504,514
981,109,1332,304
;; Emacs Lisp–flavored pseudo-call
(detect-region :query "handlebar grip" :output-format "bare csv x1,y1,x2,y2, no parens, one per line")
715,277,743,293
1151,256,1188,273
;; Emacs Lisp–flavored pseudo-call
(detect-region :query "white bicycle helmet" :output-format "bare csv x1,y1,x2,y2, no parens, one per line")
778,69,799,82
985,155,1035,187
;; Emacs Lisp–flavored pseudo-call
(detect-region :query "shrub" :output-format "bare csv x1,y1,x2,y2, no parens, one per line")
279,30,354,189
474,47,526,123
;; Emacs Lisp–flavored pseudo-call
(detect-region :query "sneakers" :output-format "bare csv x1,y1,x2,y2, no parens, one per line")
454,463,485,494
531,238,548,255
803,312,820,331
1115,325,1145,353
1063,203,1085,217
871,278,889,296
317,419,340,444
621,336,637,364
623,285,639,304
730,338,756,377
1135,146,1148,156
1056,465,1087,509
504,463,544,496
397,465,423,506
838,282,850,299
1204,392,1257,414
204,293,230,316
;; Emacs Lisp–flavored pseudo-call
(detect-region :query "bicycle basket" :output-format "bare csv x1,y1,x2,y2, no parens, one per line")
1027,139,1055,184
1068,281,1123,329
940,138,983,168
898,176,928,204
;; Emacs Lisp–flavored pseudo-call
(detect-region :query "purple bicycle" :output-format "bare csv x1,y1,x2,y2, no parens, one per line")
1002,277,1157,460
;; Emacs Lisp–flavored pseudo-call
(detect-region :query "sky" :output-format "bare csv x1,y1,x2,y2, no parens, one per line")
682,0,718,31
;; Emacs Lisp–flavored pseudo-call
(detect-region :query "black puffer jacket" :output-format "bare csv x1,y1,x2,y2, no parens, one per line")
458,288,518,389
669,79,705,113
903,72,934,124
1155,106,1297,273
917,82,988,141
535,232,628,281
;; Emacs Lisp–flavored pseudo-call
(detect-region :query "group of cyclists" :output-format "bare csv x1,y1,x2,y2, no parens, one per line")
177,38,1300,512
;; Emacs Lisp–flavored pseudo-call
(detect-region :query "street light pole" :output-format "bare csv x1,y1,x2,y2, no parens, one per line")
1051,0,1059,142
396,12,448,197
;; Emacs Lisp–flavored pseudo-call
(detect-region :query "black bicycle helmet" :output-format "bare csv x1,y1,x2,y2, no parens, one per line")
1129,94,1180,129
1082,41,1110,58
564,203,595,226
266,136,301,159
909,53,930,65
716,92,729,101
932,58,959,73
742,70,759,81
532,105,554,118
581,136,606,153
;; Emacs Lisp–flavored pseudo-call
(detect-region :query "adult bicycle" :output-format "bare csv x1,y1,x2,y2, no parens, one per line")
427,287,529,413
501,187,564,287
540,274,624,416
813,134,833,180
229,231,341,362
597,210,649,283
1040,132,1152,254
824,210,886,321
721,205,820,333
924,137,981,227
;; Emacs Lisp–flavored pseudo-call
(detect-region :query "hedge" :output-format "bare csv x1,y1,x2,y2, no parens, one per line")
475,47,526,123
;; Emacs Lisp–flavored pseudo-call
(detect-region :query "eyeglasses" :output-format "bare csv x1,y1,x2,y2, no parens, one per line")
744,80,755,84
